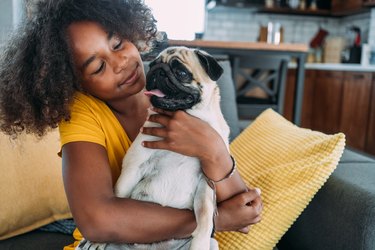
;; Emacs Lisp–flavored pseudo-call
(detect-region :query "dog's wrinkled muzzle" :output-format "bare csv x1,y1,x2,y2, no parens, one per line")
145,62,201,111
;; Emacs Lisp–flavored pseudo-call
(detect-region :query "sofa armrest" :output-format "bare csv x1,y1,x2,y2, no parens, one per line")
278,149,375,250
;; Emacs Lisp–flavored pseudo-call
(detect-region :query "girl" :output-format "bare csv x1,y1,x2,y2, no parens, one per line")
0,0,262,249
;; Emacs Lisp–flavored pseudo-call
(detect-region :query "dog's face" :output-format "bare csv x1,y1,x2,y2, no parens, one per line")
144,47,223,111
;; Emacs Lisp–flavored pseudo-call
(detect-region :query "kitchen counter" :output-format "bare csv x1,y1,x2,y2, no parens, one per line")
302,63,375,72
169,40,375,72
168,39,308,126
168,39,309,53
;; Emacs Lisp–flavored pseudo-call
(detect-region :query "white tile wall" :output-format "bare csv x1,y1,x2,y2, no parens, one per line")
0,0,25,47
204,7,371,46
368,8,375,45
0,0,13,46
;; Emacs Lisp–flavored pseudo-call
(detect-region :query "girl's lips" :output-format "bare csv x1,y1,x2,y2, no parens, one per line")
121,65,139,85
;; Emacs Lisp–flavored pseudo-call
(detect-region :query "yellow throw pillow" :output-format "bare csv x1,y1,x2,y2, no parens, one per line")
216,109,345,250
0,130,72,240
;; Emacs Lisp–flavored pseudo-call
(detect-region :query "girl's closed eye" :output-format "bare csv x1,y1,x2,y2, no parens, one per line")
112,35,123,50
92,62,105,75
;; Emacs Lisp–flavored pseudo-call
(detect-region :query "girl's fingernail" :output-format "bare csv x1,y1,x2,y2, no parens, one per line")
255,188,261,195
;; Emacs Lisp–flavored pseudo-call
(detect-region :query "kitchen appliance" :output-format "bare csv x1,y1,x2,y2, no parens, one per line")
342,26,362,64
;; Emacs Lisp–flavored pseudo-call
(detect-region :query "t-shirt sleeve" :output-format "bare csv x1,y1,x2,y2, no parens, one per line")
59,97,106,149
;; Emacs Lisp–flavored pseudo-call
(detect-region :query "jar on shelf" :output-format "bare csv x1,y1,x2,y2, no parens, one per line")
289,0,299,9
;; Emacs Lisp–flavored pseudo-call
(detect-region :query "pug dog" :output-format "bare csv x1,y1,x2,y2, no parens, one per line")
79,47,230,250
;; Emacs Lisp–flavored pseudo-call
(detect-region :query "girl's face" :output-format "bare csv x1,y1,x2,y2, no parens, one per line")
67,21,146,102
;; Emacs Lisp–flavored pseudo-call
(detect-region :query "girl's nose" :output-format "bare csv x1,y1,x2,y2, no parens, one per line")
113,54,128,74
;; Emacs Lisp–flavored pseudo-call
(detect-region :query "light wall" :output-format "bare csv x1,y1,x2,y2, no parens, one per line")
204,7,370,45
0,2,372,48
0,0,25,47
0,0,13,46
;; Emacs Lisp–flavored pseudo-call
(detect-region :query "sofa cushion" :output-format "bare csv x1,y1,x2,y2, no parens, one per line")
340,148,375,163
0,130,72,240
216,109,345,250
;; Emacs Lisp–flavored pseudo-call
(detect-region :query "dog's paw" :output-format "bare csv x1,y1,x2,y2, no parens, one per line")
75,239,107,250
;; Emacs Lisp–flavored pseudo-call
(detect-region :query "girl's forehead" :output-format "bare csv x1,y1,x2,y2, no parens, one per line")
66,22,108,64
67,21,107,39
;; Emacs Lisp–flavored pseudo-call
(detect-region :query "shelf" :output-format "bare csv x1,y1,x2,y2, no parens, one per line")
259,7,331,17
363,0,375,6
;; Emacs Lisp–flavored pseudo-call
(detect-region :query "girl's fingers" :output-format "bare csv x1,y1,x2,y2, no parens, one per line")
150,107,175,117
147,113,170,126
238,226,250,234
142,139,172,150
239,188,262,205
141,126,168,138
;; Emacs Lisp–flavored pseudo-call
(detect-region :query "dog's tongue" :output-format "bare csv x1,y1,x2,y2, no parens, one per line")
144,89,166,98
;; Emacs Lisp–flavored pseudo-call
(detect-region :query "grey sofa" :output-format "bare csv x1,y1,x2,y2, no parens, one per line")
1,60,374,250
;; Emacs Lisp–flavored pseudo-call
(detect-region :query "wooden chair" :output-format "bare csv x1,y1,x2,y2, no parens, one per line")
231,54,290,127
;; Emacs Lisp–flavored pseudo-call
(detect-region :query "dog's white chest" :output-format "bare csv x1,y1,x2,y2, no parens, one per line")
130,150,202,208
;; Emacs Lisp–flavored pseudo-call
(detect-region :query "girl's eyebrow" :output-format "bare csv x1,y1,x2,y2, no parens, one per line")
81,32,114,70
81,55,97,71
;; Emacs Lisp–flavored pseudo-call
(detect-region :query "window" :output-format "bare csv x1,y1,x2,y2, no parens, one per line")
144,0,205,40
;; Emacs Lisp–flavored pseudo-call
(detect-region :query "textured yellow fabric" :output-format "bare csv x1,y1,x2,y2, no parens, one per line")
0,130,72,240
216,109,345,250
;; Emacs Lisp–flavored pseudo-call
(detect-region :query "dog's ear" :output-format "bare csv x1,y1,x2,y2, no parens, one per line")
149,57,162,69
195,50,223,81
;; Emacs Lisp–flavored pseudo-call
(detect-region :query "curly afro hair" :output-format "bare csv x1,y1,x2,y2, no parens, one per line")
0,0,157,137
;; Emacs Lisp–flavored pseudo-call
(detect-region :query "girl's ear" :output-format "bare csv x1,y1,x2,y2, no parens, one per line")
194,50,223,81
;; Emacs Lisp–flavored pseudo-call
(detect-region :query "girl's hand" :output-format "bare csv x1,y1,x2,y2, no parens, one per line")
215,188,263,233
141,107,226,162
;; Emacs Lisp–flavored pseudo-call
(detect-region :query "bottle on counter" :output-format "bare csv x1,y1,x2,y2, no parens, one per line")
265,0,274,8
309,0,317,10
267,22,282,45
289,0,299,9
299,0,306,10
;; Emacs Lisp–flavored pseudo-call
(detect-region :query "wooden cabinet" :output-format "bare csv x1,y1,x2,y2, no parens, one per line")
339,72,372,150
300,70,316,129
366,78,375,155
363,0,375,7
284,69,375,156
284,69,316,127
310,70,344,134
284,69,296,122
331,0,364,15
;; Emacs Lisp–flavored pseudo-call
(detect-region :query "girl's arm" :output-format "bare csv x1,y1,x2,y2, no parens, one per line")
62,141,197,243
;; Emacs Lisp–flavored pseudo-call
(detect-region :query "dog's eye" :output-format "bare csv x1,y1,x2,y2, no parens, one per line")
176,68,188,78
174,67,192,82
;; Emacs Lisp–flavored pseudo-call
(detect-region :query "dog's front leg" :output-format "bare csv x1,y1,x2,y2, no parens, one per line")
190,178,217,250
114,133,157,198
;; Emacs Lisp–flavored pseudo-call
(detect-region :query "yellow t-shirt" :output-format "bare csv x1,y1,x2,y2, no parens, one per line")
59,92,132,250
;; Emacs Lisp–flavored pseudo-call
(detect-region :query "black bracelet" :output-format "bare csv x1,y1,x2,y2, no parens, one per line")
203,155,237,217
203,155,237,187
